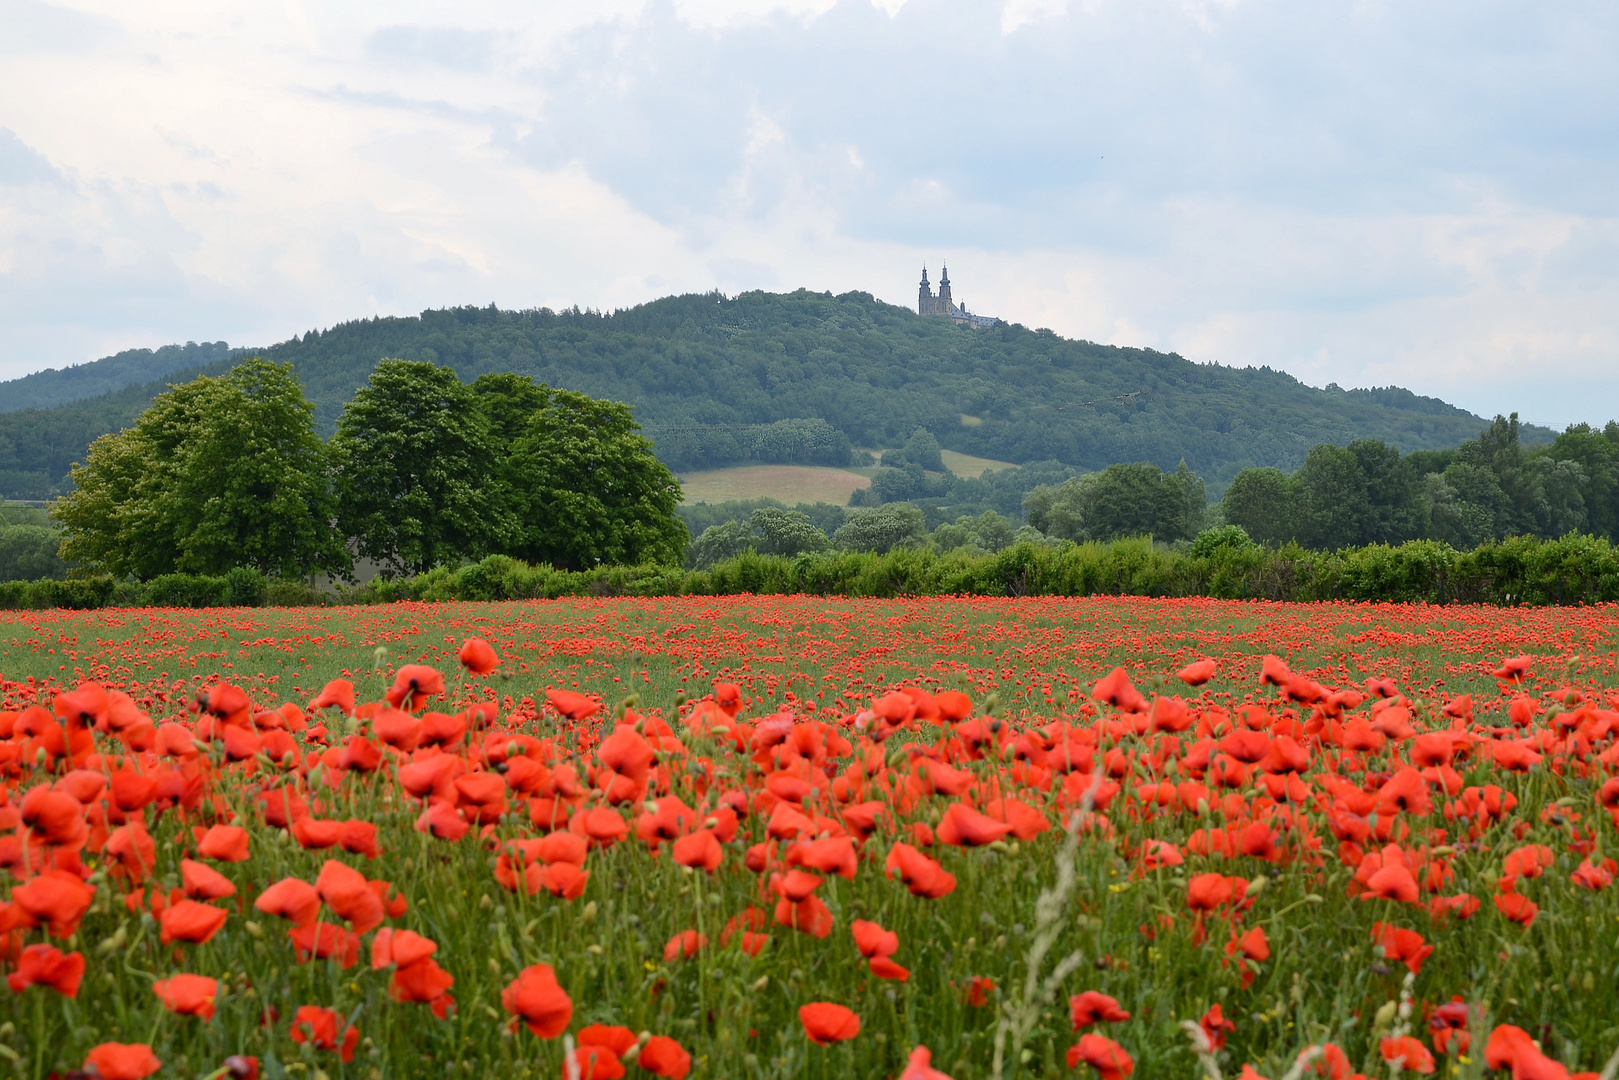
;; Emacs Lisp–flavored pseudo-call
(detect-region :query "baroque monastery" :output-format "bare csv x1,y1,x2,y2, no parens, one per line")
918,265,1000,328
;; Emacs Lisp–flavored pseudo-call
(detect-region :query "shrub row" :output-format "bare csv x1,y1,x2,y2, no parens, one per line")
5,533,1619,610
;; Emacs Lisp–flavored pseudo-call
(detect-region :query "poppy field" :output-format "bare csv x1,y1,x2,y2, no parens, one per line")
2,594,1619,1080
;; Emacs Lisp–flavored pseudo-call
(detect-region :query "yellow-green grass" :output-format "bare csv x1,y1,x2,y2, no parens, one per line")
678,465,872,506
938,449,1016,478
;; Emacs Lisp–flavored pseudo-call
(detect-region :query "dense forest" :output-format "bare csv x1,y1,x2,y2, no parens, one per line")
0,290,1522,499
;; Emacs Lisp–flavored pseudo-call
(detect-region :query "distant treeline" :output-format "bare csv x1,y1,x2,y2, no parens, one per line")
1220,414,1619,550
701,413,1619,554
8,532,1619,609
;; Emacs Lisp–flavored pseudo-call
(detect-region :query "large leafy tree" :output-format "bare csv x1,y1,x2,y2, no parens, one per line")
332,360,513,577
474,375,684,569
1025,462,1204,543
53,359,346,579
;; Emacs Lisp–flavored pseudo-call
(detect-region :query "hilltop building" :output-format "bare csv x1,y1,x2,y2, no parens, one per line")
918,265,1000,328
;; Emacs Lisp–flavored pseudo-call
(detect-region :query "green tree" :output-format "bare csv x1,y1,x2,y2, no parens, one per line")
332,360,512,577
1220,467,1301,546
1295,444,1366,549
504,385,686,569
54,359,346,579
1540,423,1619,540
932,510,1017,553
833,505,927,553
902,428,944,472
686,520,755,570
0,524,67,581
750,507,831,558
1025,462,1205,543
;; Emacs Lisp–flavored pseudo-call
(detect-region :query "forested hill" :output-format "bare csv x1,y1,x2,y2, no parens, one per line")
0,290,1519,499
0,341,235,413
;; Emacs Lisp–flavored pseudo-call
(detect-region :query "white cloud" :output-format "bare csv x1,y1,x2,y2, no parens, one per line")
0,0,1615,427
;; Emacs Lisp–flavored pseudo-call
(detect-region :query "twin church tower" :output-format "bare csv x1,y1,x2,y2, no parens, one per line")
918,265,1000,329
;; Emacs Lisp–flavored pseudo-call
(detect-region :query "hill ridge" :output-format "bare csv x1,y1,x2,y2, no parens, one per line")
0,289,1534,501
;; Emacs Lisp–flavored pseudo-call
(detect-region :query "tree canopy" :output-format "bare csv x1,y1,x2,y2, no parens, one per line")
1220,415,1619,550
53,359,347,579
331,360,514,577
1024,462,1206,544
495,380,687,570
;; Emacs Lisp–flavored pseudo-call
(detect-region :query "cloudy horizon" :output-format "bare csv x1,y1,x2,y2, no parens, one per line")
1,0,1615,429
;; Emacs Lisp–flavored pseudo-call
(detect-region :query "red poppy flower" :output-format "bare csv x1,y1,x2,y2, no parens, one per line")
1491,655,1532,680
869,955,910,981
934,689,973,720
1571,856,1616,891
638,1035,693,1080
898,1045,955,1080
1186,873,1235,911
6,943,85,997
390,955,455,1012
1200,1005,1236,1051
386,664,445,710
315,859,385,933
851,919,899,959
1493,890,1539,926
564,1045,625,1080
1227,925,1270,963
180,858,237,901
544,687,602,720
196,824,251,862
290,1005,360,1062
671,828,724,872
663,929,708,961
1363,861,1421,904
963,976,996,1007
371,928,438,970
1091,668,1148,712
254,877,321,926
153,974,219,1020
159,899,228,945
786,836,859,879
1177,658,1217,685
1371,923,1434,974
502,964,572,1037
799,1002,860,1044
20,786,85,846
1070,991,1131,1028
1375,767,1432,817
309,678,356,716
1380,1035,1435,1074
1066,1033,1135,1079
936,802,1014,847
288,923,362,968
539,862,590,899
12,869,95,938
1429,997,1474,1056
885,842,957,898
83,1043,162,1080
457,637,499,675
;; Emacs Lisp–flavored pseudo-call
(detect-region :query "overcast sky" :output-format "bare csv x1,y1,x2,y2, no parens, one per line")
1,0,1615,426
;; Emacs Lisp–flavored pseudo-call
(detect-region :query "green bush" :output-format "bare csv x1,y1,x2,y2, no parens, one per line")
11,533,1619,609
145,574,232,608
264,578,328,607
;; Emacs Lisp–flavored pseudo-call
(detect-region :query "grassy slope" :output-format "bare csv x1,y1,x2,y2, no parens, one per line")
678,465,873,506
